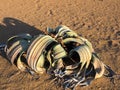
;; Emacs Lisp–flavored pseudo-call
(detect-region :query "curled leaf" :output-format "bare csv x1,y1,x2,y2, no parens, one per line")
92,54,105,79
69,45,92,71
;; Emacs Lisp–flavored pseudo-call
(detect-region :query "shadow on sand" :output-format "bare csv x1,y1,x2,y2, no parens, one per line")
0,17,44,43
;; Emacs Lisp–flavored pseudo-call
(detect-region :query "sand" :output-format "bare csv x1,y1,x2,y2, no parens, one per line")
0,0,120,90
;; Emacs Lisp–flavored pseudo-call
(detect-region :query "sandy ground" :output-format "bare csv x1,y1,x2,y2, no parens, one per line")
0,0,120,90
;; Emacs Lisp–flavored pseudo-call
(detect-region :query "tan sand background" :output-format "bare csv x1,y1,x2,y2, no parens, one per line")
0,0,120,90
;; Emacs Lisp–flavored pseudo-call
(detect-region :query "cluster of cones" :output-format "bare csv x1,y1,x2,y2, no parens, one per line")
3,25,114,89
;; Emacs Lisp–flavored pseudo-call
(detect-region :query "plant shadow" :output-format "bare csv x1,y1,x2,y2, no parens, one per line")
0,17,44,43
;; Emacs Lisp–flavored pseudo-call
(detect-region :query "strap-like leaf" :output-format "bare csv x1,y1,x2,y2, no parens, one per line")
35,54,46,74
17,52,27,71
52,44,67,60
92,54,105,79
62,37,84,45
33,36,56,71
69,45,92,72
27,35,45,67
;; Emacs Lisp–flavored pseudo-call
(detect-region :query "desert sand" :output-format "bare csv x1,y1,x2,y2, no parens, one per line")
0,0,120,90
